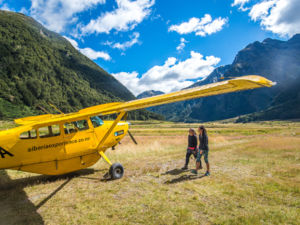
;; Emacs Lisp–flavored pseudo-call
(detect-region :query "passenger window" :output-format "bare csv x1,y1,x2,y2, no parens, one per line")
64,122,77,134
90,116,104,128
39,125,60,138
20,129,37,139
64,120,88,134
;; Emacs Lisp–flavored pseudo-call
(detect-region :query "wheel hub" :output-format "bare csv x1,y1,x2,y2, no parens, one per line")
115,168,122,174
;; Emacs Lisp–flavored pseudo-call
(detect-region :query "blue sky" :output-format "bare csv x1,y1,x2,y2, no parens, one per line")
1,0,300,95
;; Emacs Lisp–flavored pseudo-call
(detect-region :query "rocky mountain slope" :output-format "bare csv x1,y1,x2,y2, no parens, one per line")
137,90,164,99
147,34,300,122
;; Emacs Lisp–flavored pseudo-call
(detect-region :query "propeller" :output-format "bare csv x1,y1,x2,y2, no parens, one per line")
122,112,137,145
128,130,138,145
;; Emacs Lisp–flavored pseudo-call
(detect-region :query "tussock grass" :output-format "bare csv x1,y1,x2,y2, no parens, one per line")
0,121,299,224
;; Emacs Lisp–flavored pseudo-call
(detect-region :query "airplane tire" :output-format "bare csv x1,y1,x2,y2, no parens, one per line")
109,163,124,180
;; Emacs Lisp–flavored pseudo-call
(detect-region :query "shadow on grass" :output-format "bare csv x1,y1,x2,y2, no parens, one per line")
162,168,187,176
35,178,71,210
79,173,112,182
0,168,106,224
164,174,205,184
0,168,104,190
0,170,44,225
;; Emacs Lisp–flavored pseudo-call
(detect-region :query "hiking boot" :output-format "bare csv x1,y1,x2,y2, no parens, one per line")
204,171,210,176
191,169,198,174
181,166,188,170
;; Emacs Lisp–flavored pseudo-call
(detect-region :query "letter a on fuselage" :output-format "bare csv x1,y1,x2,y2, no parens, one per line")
0,147,14,158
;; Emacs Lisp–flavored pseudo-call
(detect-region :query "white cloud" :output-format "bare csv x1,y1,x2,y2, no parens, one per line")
0,3,28,14
64,36,111,61
112,51,220,95
81,0,155,34
104,32,140,50
30,0,106,32
168,14,228,37
79,48,111,61
231,0,250,11
249,1,277,21
233,0,300,37
176,38,187,52
0,3,13,11
249,0,300,37
64,36,79,48
20,7,28,14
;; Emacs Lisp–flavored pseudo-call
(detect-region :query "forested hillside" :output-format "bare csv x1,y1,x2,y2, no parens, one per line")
0,10,162,120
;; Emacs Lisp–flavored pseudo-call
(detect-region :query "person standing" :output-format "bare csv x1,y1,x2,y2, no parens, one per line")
181,129,198,170
192,126,210,176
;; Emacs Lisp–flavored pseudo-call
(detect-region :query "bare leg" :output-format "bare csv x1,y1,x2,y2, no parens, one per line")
196,161,201,170
206,162,210,172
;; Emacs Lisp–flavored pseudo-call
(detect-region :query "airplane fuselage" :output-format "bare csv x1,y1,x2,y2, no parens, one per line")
0,116,128,175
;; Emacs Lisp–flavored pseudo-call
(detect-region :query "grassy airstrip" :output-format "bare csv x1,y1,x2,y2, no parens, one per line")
0,121,299,225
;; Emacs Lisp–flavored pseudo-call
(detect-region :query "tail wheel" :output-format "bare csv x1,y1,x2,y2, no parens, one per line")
109,163,124,180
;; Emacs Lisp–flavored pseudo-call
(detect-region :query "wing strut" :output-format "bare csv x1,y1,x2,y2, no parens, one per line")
97,111,126,151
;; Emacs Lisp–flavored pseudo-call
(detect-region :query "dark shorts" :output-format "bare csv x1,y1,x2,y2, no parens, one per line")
196,149,209,163
187,148,197,157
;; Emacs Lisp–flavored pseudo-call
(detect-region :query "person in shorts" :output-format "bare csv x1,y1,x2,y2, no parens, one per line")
181,128,199,170
192,126,210,176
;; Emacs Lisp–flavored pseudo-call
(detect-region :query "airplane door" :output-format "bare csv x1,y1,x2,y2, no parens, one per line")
5,128,40,167
63,119,97,156
12,124,65,168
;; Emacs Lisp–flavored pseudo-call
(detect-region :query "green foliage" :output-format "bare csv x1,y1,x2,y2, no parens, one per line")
0,10,162,121
0,98,37,119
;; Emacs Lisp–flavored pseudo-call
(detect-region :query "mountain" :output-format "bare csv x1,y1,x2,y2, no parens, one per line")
147,34,300,122
236,73,300,122
189,65,231,88
137,90,164,99
0,10,162,120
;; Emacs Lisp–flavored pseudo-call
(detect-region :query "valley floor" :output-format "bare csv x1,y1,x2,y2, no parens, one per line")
0,121,299,225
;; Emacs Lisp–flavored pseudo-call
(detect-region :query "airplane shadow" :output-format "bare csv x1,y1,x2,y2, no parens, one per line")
0,168,104,225
0,170,44,225
35,178,71,210
76,171,115,182
0,168,103,191
164,174,206,184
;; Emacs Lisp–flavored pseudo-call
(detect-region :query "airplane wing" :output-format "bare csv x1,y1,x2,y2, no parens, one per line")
79,75,274,116
15,75,275,125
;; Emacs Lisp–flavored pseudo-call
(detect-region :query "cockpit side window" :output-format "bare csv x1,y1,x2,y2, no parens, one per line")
90,116,104,128
64,120,89,134
74,120,89,131
20,129,37,139
39,125,60,138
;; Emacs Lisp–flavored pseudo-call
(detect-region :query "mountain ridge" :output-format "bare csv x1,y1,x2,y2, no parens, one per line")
136,90,165,99
0,10,162,120
145,34,300,122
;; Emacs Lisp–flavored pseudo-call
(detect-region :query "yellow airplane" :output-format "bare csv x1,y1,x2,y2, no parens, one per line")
0,75,274,179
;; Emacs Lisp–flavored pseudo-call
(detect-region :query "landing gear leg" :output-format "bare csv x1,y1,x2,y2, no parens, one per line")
99,151,124,180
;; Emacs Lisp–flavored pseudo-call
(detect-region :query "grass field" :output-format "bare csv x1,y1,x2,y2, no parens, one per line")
0,121,299,225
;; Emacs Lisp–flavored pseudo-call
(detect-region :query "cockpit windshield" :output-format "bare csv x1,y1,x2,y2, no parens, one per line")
90,116,104,128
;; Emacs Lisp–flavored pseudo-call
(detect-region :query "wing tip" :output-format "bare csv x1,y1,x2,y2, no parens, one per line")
231,75,275,87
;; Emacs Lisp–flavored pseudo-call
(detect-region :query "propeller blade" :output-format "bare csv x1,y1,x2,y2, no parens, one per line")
128,130,138,145
123,112,128,121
